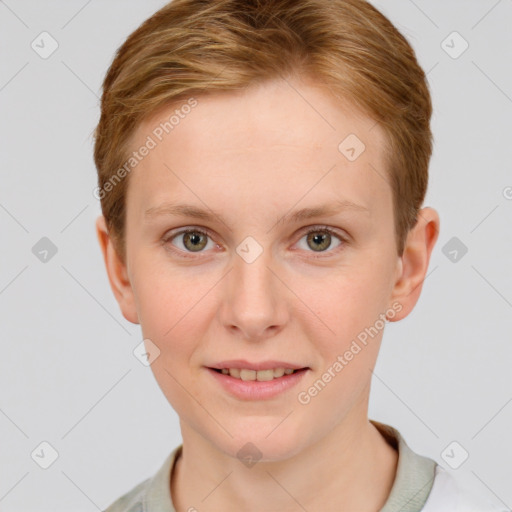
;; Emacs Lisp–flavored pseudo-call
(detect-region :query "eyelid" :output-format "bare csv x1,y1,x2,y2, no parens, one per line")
162,224,349,259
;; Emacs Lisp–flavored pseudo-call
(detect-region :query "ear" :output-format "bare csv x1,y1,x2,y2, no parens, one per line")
388,207,440,322
95,215,139,324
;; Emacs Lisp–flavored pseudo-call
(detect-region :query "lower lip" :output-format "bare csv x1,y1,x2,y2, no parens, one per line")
206,367,309,400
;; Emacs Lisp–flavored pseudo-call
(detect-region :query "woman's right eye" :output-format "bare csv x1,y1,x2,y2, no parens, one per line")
163,228,217,257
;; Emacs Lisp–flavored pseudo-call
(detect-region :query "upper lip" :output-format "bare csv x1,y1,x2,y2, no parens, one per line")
208,360,308,371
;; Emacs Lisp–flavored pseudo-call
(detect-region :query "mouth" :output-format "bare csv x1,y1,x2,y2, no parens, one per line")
205,362,310,400
209,367,307,381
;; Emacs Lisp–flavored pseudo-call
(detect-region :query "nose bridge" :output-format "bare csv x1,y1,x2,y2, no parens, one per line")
220,242,287,340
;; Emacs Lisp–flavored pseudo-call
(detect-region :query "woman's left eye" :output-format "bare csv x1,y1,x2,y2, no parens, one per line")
163,226,347,258
296,227,346,255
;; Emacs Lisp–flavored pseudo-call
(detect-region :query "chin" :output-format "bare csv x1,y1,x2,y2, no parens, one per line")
210,417,312,463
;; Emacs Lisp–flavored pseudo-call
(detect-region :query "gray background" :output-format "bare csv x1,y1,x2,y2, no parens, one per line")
0,0,511,510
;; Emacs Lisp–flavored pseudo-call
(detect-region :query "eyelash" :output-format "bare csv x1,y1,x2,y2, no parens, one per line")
162,225,348,260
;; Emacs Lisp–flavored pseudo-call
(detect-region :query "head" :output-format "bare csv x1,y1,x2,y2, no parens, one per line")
94,0,439,460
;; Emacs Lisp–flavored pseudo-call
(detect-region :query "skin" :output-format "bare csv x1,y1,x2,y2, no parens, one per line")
96,75,440,511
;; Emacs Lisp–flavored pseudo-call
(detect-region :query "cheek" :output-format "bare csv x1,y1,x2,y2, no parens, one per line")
131,251,209,337
298,261,392,349
132,264,213,413
295,274,386,416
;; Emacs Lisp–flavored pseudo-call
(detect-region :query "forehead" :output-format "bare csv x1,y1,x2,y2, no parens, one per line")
127,76,391,218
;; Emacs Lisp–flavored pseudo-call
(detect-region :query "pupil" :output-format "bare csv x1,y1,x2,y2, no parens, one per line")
309,232,330,251
185,232,205,251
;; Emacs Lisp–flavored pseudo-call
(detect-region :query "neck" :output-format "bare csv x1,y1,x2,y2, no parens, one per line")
171,414,398,512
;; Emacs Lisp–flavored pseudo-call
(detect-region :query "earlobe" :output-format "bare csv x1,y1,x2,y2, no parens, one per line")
388,207,440,322
95,216,140,325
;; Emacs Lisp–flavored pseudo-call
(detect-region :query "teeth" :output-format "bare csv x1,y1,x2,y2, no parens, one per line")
273,367,285,378
240,369,256,381
218,367,299,380
256,369,274,381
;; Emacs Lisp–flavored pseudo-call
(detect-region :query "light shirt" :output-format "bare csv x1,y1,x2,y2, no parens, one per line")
103,420,509,512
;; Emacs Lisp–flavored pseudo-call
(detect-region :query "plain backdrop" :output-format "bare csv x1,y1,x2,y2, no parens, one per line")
0,0,511,510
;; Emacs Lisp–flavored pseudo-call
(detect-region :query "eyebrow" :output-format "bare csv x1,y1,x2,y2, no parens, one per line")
144,199,370,230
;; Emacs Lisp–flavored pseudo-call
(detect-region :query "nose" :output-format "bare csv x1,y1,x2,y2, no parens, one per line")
218,248,289,343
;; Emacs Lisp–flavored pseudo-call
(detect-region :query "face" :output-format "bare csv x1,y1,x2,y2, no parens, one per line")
97,75,438,461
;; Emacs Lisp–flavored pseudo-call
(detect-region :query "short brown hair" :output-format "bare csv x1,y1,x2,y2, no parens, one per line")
93,0,432,261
